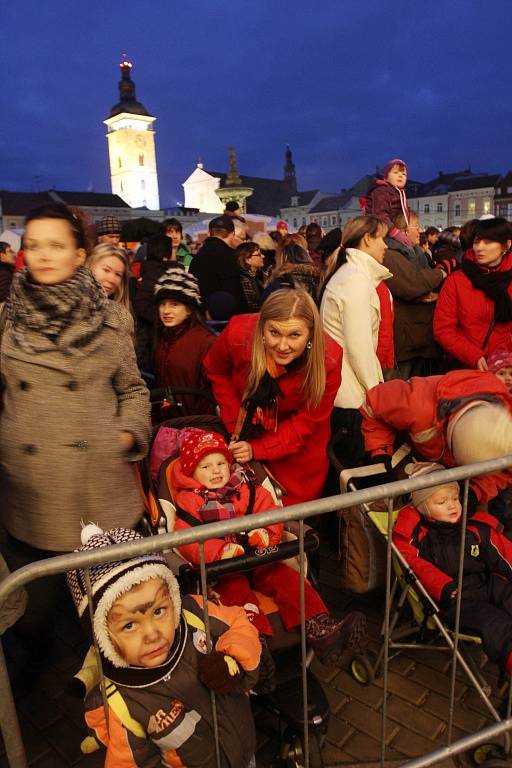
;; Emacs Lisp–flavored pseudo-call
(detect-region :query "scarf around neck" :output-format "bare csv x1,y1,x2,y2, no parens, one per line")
461,256,512,324
196,463,249,523
7,266,108,354
234,352,288,440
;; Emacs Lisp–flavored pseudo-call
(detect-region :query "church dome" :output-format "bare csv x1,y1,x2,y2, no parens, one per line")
108,58,152,118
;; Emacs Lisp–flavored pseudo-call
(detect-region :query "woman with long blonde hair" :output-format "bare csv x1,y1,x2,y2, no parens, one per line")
86,243,131,311
204,289,342,505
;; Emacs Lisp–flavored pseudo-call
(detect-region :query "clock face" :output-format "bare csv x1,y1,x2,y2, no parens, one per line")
135,135,146,148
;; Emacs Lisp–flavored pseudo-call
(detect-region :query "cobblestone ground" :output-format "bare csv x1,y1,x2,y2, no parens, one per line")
0,534,510,767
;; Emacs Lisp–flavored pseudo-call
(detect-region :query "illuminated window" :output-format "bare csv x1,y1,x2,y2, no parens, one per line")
468,200,476,215
120,181,123,192
118,157,122,168
483,199,491,214
141,179,146,190
139,154,144,166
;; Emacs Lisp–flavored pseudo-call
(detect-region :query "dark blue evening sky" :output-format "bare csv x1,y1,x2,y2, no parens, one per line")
1,0,511,206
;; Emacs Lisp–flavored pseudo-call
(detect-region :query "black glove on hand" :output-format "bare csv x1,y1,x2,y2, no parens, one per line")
197,651,241,694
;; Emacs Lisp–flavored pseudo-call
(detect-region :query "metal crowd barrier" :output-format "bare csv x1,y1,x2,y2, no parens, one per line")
1,455,512,768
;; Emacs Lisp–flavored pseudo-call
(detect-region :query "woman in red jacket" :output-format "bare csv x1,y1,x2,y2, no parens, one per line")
434,218,512,369
204,289,342,506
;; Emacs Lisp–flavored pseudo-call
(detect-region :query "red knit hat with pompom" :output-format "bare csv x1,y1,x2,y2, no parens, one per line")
179,430,233,477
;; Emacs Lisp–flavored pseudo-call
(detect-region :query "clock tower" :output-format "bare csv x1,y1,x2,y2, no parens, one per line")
104,57,160,210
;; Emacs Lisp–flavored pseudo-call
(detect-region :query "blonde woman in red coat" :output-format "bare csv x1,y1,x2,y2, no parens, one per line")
204,289,342,506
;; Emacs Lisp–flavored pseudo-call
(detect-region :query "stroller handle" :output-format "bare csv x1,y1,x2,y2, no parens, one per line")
149,386,218,406
179,530,319,582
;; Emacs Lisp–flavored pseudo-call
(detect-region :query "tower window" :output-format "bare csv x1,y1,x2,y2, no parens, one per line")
118,157,122,169
141,179,146,190
120,181,124,192
139,154,144,166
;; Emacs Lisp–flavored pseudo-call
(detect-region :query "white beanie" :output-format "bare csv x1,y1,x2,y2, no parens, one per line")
406,462,459,517
449,402,512,466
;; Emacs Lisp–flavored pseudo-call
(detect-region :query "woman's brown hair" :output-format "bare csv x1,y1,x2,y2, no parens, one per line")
245,289,326,408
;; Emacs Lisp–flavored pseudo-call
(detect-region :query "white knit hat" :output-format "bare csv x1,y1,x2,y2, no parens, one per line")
67,525,181,669
406,462,459,516
449,402,512,466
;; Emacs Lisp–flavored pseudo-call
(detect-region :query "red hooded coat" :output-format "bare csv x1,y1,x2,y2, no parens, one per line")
204,314,342,506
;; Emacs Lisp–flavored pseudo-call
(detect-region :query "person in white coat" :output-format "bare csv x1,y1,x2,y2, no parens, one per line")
320,215,392,467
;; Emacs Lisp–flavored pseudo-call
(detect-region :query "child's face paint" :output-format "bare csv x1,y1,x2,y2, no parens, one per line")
107,578,175,668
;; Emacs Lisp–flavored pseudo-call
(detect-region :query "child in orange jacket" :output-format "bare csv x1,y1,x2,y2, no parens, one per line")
173,429,366,661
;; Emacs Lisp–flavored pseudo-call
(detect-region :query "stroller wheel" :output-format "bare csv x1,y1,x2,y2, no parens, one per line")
350,654,375,686
285,734,323,768
472,743,507,766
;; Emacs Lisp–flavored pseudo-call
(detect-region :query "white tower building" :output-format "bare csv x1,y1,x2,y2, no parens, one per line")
104,58,160,210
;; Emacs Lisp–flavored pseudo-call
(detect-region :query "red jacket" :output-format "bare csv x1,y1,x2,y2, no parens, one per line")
360,370,512,501
434,250,512,368
376,281,395,370
204,314,342,506
172,458,282,564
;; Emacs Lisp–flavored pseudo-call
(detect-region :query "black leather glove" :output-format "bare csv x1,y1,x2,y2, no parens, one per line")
367,453,395,478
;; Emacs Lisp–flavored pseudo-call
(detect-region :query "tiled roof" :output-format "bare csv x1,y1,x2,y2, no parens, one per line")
449,174,500,192
53,190,130,208
0,191,56,216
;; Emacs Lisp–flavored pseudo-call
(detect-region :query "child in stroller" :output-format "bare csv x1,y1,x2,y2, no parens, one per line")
393,462,512,679
172,428,366,663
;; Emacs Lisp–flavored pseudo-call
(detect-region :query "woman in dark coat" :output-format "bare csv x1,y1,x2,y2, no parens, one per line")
236,241,265,311
261,243,322,303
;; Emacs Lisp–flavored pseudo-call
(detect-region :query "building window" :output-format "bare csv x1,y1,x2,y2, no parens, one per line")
468,199,476,215
507,187,512,194
322,216,328,226
483,199,491,214
331,215,336,225
293,218,297,228
302,217,306,225
139,154,145,166
437,202,443,212
118,157,122,169
141,179,146,190
291,196,299,206
455,203,461,218
424,203,430,213
120,181,124,192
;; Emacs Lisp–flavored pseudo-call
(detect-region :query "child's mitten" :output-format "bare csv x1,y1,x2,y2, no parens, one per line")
248,528,270,548
220,542,245,559
197,651,241,693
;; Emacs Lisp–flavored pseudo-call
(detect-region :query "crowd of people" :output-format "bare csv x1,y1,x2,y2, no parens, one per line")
2,156,512,766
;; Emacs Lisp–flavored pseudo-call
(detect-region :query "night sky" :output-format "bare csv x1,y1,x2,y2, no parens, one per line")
2,0,511,207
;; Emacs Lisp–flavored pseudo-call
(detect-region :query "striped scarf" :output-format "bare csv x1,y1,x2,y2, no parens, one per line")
196,464,250,524
7,266,108,354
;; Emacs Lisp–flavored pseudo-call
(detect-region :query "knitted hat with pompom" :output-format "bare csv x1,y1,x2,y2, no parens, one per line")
67,524,181,669
406,462,459,517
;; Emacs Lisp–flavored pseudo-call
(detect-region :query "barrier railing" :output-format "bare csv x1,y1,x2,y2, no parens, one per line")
1,455,512,767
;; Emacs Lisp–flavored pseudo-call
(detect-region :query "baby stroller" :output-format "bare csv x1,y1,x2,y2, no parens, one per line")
138,412,351,767
336,458,512,768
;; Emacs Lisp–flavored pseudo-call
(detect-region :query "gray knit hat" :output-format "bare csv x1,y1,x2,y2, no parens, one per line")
406,462,459,516
153,266,203,310
67,525,181,669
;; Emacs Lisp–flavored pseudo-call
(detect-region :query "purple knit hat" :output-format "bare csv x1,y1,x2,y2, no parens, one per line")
383,158,408,178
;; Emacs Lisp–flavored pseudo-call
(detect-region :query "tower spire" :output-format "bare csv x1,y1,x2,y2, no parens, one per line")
283,145,297,195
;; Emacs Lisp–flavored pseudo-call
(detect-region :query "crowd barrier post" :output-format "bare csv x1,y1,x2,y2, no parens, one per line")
1,456,512,767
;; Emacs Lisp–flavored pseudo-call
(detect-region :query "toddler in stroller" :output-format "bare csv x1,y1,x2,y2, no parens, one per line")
172,429,366,664
393,462,512,679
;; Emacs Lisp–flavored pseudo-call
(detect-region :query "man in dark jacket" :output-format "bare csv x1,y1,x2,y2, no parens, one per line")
189,215,244,319
0,242,15,302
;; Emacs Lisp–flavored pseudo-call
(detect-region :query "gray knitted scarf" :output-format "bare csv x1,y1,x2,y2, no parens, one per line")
7,266,108,354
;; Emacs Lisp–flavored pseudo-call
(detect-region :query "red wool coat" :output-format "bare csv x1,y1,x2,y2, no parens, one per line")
376,281,395,370
434,250,512,368
204,314,342,506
